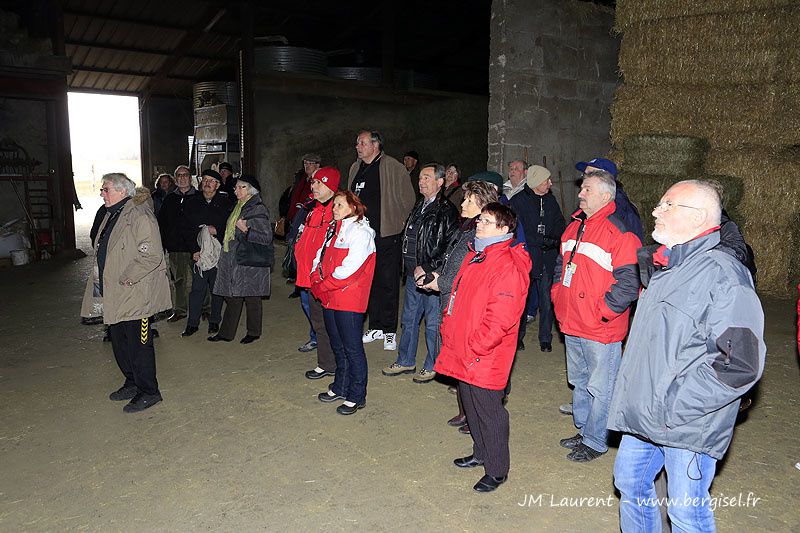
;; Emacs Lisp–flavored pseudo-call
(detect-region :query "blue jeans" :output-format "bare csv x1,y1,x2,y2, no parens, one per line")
614,434,718,533
299,289,317,344
564,335,621,452
397,274,442,371
323,309,368,404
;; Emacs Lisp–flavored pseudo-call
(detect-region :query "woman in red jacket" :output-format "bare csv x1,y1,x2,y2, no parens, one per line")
434,202,531,492
310,191,376,415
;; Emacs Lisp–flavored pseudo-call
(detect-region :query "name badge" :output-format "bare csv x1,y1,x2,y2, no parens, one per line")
563,262,577,287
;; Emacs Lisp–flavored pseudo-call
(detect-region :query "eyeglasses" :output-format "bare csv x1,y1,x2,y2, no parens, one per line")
653,201,704,213
476,216,499,226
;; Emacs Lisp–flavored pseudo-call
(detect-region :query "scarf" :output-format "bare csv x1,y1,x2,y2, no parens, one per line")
223,198,246,252
474,232,512,252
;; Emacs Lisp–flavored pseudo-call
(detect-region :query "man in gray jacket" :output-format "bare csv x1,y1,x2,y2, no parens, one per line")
608,180,765,532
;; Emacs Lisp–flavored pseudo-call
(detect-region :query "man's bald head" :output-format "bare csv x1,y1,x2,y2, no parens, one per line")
652,180,722,248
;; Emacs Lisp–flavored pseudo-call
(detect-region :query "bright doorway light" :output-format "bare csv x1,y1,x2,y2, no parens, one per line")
67,92,142,247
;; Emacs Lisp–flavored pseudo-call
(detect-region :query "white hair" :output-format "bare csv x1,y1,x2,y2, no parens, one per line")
102,173,135,197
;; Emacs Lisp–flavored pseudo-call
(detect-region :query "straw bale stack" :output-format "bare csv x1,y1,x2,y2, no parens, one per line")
615,0,797,29
611,83,800,149
622,135,707,176
618,7,798,85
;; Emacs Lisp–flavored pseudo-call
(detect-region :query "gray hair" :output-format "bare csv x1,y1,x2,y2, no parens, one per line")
236,179,259,197
678,179,723,225
357,130,384,151
420,162,446,181
583,169,617,200
102,173,136,197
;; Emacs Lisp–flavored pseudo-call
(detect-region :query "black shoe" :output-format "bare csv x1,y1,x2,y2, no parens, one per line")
167,312,186,323
298,340,317,352
336,402,365,415
473,474,507,493
559,433,582,449
458,424,471,435
152,310,171,323
540,341,552,352
567,443,607,463
240,335,260,344
305,368,335,380
454,455,484,468
151,328,160,338
517,339,525,351
447,414,467,427
102,329,111,342
123,392,163,413
208,322,219,334
109,385,138,401
288,291,301,299
181,326,199,337
207,335,232,342
201,311,210,321
318,391,345,403
81,316,103,326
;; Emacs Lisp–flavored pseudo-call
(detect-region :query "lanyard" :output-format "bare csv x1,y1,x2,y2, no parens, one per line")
317,220,338,277
566,219,586,266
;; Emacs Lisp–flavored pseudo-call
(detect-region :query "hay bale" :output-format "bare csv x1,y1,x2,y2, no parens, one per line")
611,83,800,149
618,7,798,85
618,172,691,244
623,134,708,176
615,0,797,29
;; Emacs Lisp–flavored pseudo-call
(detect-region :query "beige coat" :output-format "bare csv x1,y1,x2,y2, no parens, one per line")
348,153,416,238
80,191,172,324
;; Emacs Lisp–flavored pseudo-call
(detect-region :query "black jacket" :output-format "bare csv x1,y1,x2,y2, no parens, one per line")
157,188,198,252
403,192,460,275
509,186,566,277
181,192,234,253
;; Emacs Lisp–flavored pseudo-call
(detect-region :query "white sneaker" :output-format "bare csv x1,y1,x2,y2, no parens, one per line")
362,329,384,343
383,332,397,350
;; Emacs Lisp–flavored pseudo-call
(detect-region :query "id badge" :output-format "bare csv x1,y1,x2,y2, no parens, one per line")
563,262,577,287
537,223,546,235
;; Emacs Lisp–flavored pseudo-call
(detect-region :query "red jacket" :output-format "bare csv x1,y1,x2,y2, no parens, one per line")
434,238,531,390
294,199,334,288
551,201,641,344
310,217,376,313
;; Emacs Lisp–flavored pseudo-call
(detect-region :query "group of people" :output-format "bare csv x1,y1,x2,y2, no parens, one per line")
82,127,766,531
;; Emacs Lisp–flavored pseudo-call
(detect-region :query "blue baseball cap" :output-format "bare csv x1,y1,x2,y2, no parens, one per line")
575,157,617,179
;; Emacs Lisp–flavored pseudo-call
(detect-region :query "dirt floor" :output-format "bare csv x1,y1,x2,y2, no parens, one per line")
0,212,798,531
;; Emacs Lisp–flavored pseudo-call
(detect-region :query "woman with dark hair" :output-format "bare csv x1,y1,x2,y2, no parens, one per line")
310,191,376,415
151,173,175,216
420,179,498,431
434,202,531,493
209,175,273,344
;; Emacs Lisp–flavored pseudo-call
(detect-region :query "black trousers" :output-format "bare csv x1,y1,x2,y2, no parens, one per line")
309,295,336,372
459,381,510,478
367,234,401,333
219,296,262,338
518,264,555,344
109,318,159,395
188,266,224,327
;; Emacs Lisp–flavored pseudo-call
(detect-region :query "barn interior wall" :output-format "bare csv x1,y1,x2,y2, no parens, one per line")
488,0,619,214
252,92,489,215
141,96,194,188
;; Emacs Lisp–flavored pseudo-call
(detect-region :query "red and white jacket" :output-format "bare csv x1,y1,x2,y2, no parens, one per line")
310,216,376,313
294,199,334,289
434,238,531,390
552,201,641,344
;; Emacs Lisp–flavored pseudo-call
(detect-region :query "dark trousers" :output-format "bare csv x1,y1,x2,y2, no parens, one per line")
109,318,159,395
219,296,262,338
518,265,555,344
323,309,368,404
188,266,224,327
459,381,510,478
309,295,335,372
367,234,401,333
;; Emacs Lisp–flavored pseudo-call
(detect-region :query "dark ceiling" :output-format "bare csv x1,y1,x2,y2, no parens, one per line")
2,0,614,99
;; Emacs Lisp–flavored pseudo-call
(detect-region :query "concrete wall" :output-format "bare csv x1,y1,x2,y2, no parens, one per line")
488,0,619,213
141,96,193,188
253,92,488,215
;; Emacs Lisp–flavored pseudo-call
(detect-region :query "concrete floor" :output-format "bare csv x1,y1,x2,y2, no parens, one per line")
0,215,798,531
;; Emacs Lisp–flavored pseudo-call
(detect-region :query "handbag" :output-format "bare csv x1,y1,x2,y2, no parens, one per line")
234,213,274,267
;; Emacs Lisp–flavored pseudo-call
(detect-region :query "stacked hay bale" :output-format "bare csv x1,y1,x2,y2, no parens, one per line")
611,0,800,297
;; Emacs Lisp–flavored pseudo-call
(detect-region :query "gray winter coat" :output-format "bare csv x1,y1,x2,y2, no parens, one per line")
607,231,765,460
213,194,273,298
